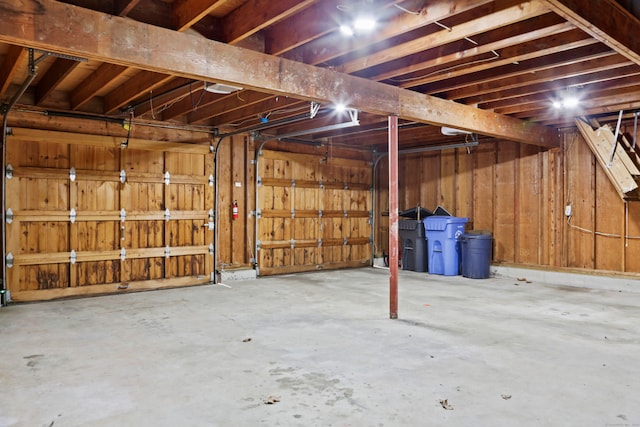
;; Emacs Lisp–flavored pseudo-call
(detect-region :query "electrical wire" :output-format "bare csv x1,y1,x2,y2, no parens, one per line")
393,3,420,15
567,214,640,239
390,50,500,83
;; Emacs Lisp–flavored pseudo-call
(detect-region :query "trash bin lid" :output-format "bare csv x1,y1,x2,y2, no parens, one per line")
463,230,493,239
399,207,433,220
424,215,469,231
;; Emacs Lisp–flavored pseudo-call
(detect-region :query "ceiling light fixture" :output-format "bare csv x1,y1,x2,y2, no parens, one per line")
204,82,243,94
552,87,581,110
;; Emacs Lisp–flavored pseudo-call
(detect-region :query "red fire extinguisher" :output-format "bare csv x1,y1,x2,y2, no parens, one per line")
232,200,238,220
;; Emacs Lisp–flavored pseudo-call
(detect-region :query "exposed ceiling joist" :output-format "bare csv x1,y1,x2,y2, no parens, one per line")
0,0,559,147
544,0,640,65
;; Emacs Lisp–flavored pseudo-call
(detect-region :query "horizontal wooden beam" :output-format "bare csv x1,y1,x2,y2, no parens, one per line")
0,0,559,147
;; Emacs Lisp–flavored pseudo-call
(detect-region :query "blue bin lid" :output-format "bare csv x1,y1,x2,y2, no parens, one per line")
424,215,469,231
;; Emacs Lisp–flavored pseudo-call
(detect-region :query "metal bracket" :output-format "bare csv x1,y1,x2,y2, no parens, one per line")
608,110,624,167
69,167,76,182
6,208,13,224
257,176,262,186
208,174,214,187
120,247,126,261
165,246,171,258
120,170,126,184
70,250,77,265
209,243,214,255
120,208,126,222
347,108,359,123
256,209,262,219
6,252,14,268
250,159,257,165
70,208,77,224
209,145,215,154
310,101,320,119
5,164,13,179
164,208,171,221
164,171,171,185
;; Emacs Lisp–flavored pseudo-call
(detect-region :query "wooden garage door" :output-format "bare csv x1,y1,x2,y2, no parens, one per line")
4,128,213,302
257,149,372,275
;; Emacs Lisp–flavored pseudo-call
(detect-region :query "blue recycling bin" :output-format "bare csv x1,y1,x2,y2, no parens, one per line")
423,216,469,276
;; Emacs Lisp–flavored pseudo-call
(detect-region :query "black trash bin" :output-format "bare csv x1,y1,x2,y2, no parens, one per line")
461,231,493,279
399,219,428,272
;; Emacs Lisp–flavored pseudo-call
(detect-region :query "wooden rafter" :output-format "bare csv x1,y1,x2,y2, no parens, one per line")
544,0,640,66
299,0,496,66
371,16,576,82
103,71,174,113
437,45,620,98
173,0,229,32
221,0,317,44
0,0,559,147
391,25,591,88
114,0,141,16
34,58,80,105
0,44,26,97
71,63,128,110
339,0,551,74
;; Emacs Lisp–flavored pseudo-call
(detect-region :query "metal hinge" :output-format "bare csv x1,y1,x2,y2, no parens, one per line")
120,169,127,184
291,179,296,187
257,176,262,186
256,209,262,219
164,208,171,221
5,164,13,179
69,167,76,182
70,250,77,265
70,208,77,224
5,208,13,224
6,252,14,268
343,237,348,246
343,209,348,218
290,239,295,249
120,208,126,222
256,240,262,251
208,174,214,187
120,247,126,261
164,171,171,185
165,246,171,258
291,209,295,219
209,243,214,255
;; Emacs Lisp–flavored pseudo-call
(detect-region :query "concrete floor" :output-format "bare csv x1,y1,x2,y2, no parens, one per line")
1,267,639,427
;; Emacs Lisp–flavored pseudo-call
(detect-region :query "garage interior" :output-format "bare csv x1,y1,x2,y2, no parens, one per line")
1,0,640,425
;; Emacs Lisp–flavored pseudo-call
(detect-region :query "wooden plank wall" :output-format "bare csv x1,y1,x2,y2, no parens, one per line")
376,126,640,275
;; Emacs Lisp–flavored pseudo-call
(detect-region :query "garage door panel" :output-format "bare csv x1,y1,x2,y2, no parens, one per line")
20,264,69,291
257,150,372,276
5,129,214,301
74,221,119,251
76,260,120,286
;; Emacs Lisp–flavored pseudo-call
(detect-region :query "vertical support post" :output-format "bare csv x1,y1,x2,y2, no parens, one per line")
388,115,399,319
